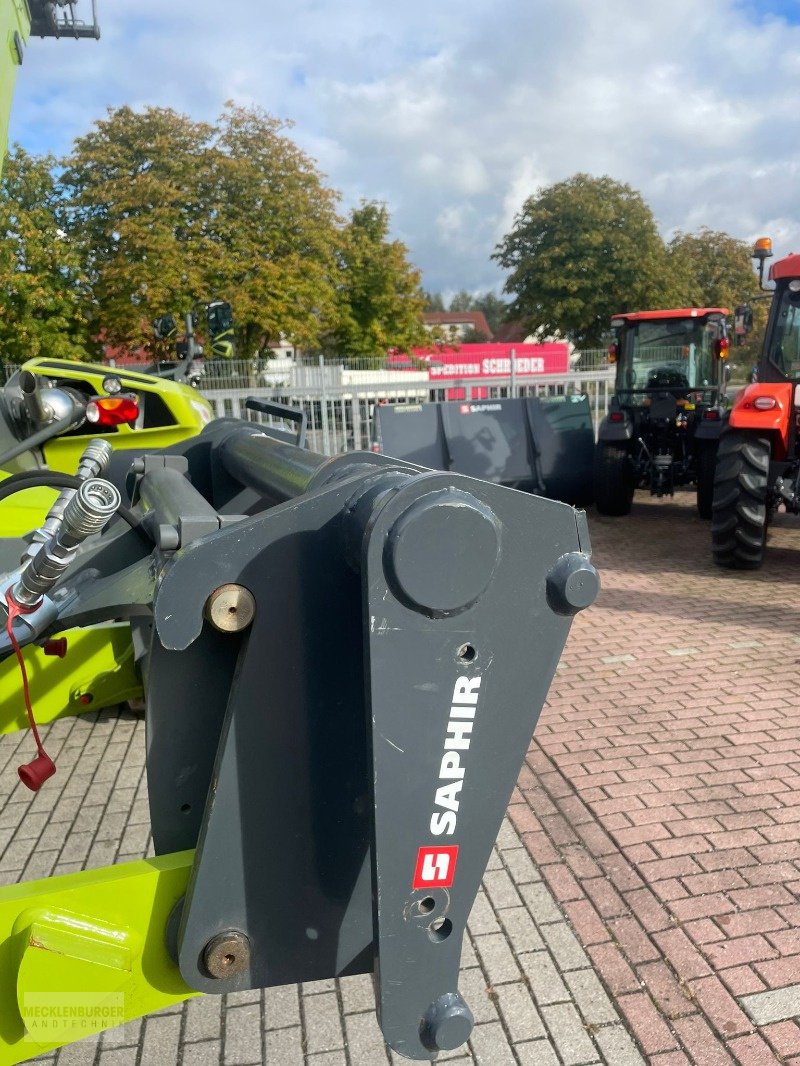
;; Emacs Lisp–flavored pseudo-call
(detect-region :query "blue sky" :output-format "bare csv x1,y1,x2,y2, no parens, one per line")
11,0,800,297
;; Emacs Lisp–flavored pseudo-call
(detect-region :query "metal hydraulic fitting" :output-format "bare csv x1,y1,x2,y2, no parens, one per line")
29,439,113,550
12,478,120,609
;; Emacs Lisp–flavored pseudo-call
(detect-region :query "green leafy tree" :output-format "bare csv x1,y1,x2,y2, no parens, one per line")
447,289,508,335
0,146,93,363
493,173,678,347
471,292,508,335
422,290,445,312
61,103,342,356
325,201,427,362
668,227,758,312
668,228,765,376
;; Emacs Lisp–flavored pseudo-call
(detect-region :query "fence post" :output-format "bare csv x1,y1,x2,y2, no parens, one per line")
319,354,331,455
351,394,362,452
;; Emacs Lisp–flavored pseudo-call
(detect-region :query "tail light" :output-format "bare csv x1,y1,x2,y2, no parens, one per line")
703,409,720,420
609,411,625,423
753,396,778,411
607,343,618,364
715,337,730,359
86,395,140,426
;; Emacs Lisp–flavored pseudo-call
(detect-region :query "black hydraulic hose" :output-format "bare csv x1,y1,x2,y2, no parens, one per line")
0,470,145,534
0,413,79,470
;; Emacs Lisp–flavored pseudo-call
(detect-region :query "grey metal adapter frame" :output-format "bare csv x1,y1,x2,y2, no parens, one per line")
1,418,599,1060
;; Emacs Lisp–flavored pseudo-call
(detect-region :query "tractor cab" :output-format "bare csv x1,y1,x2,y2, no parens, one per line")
756,255,800,384
711,240,800,568
595,308,730,518
610,309,729,402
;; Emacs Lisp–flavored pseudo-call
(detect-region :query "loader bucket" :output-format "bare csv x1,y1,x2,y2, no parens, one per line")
373,394,594,505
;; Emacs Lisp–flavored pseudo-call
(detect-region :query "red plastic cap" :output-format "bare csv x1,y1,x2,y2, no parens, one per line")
18,752,57,792
43,638,68,658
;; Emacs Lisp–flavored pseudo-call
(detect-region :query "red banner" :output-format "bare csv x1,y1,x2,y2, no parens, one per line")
392,343,570,379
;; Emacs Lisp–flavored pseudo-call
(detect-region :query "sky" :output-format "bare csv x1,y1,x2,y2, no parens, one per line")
11,0,800,298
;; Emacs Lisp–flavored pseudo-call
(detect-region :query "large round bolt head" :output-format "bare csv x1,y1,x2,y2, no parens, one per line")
204,584,256,632
385,490,500,615
546,552,600,616
203,931,251,979
420,991,474,1052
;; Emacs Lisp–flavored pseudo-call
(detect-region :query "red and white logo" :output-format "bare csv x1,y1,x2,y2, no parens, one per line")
413,845,459,889
459,404,471,414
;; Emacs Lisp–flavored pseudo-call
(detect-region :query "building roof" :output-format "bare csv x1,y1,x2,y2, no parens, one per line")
611,308,729,323
422,311,493,338
492,320,529,343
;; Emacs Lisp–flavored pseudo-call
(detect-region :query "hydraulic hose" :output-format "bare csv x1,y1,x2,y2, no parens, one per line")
0,470,143,532
0,413,79,470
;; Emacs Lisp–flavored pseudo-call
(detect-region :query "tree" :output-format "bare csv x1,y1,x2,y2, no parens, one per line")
422,290,445,312
324,201,427,362
447,289,508,335
0,146,93,363
668,228,757,312
493,173,678,347
61,103,343,356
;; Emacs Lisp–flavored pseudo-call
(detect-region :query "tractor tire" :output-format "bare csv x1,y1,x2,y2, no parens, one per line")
696,443,717,520
711,430,770,569
594,444,634,516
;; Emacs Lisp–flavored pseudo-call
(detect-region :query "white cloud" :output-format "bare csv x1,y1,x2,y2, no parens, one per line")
12,0,800,293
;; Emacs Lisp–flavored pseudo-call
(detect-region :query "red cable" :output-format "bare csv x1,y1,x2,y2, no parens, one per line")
5,590,56,790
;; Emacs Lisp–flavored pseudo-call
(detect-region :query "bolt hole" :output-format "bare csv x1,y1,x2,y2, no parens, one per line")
228,605,237,614
418,896,436,915
457,643,476,663
222,953,236,967
180,803,191,814
428,917,453,943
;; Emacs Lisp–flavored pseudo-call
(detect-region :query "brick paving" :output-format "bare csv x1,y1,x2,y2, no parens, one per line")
1,489,800,1063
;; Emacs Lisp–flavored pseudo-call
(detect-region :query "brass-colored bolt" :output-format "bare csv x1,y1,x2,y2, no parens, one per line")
203,930,251,979
204,584,256,633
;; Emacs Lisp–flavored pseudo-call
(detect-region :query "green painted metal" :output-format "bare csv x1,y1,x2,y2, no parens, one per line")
0,852,196,1065
0,0,29,179
21,358,213,476
1,359,212,537
0,624,143,735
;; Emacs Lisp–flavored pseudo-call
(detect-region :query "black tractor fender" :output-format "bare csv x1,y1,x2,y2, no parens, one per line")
597,414,633,443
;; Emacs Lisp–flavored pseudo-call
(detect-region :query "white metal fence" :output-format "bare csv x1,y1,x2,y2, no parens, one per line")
203,370,615,456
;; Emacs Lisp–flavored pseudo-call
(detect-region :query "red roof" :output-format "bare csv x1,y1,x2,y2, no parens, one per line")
770,253,800,281
611,308,729,323
423,311,493,338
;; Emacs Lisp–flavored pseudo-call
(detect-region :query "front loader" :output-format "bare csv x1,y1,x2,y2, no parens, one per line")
0,416,598,1063
712,238,800,568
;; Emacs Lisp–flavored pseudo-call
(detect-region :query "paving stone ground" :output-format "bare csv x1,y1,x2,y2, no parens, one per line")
1,489,800,1064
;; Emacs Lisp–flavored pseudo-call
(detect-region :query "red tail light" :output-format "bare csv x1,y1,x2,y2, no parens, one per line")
703,409,720,420
609,411,625,423
86,395,140,426
716,337,730,359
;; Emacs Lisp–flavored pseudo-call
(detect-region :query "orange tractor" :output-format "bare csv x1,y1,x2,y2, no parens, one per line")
712,238,800,568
